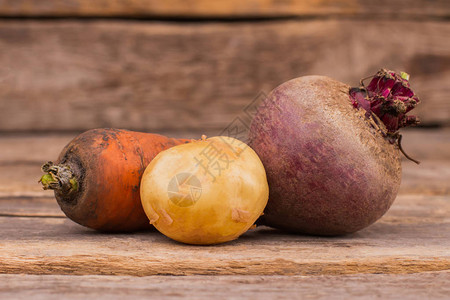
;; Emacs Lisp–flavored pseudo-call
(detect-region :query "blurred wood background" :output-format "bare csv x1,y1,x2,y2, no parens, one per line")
0,1,449,298
0,0,448,134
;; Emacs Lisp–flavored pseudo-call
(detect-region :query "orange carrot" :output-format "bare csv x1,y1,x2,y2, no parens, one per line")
39,128,189,232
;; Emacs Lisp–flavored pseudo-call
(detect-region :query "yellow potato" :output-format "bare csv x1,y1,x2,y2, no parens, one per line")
140,136,269,245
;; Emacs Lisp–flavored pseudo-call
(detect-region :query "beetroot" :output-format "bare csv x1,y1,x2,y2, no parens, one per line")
249,70,420,235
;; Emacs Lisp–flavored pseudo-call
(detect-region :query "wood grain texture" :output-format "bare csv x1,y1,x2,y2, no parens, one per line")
0,0,448,18
0,130,448,278
0,272,449,299
0,197,63,217
0,192,448,276
1,129,447,198
0,20,448,133
1,129,448,163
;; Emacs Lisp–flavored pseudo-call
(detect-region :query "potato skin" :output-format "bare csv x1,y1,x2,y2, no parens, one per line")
54,128,189,232
249,76,401,235
140,136,269,245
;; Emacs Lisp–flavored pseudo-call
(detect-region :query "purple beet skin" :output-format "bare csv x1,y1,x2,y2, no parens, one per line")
249,70,420,235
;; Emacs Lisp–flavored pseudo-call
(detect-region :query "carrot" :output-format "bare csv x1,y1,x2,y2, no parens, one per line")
39,128,190,232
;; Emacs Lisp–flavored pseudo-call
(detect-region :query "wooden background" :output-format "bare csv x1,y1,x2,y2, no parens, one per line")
0,1,449,298
0,0,449,134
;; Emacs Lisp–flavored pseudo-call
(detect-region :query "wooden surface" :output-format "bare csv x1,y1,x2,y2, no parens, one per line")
0,129,448,283
1,128,448,197
0,2,449,296
0,272,448,299
0,193,449,276
0,19,449,133
0,0,448,18
0,129,449,298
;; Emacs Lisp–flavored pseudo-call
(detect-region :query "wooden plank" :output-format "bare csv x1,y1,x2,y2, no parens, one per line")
0,134,74,166
398,128,450,195
0,0,448,18
0,130,448,276
0,20,448,133
0,164,45,198
0,157,446,203
1,129,448,164
400,128,450,161
0,272,449,299
1,193,448,224
0,129,447,198
0,192,448,276
0,159,443,198
0,197,63,217
399,160,450,196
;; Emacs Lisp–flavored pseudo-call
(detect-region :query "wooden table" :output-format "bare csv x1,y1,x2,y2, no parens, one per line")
0,0,449,297
0,128,448,299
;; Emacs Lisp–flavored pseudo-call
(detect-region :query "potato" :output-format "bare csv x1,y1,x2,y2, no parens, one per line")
140,136,269,245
